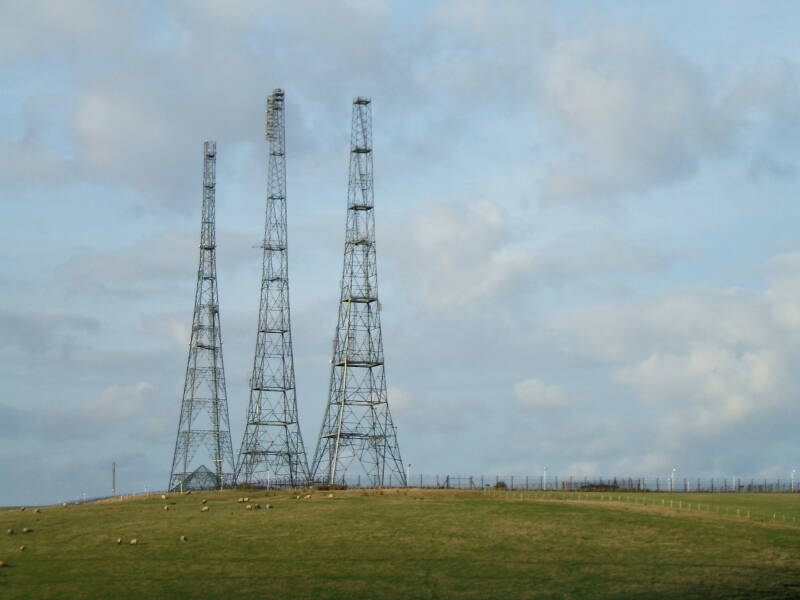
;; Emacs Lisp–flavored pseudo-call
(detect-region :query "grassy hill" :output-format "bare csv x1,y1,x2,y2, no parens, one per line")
2,488,800,599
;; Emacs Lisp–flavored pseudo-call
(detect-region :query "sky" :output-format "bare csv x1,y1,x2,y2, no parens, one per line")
2,0,800,506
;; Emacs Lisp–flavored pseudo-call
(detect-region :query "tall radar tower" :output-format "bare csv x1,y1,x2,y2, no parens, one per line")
169,141,236,491
236,89,310,487
311,97,406,487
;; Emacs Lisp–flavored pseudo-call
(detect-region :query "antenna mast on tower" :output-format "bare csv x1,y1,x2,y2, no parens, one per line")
311,97,406,486
169,141,236,491
236,89,310,487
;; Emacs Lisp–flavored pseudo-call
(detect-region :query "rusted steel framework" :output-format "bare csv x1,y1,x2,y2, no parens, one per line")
169,141,236,491
311,97,406,487
236,89,310,487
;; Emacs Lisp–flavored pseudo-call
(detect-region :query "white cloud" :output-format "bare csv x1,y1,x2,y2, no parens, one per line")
394,200,671,310
549,250,800,450
82,381,155,422
405,200,536,309
615,345,789,433
0,0,137,61
514,378,568,408
538,23,732,205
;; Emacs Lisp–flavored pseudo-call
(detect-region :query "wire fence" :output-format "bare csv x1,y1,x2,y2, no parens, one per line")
399,474,800,493
45,474,800,506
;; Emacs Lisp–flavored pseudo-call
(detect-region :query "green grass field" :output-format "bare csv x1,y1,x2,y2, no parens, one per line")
2,488,800,599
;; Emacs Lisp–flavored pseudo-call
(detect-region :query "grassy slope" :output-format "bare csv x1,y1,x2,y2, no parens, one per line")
1,489,800,599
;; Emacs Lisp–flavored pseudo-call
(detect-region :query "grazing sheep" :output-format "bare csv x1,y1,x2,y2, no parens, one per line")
163,505,170,511
304,494,312,499
243,497,249,502
327,493,334,499
266,504,273,509
20,507,25,512
245,505,252,510
200,506,209,512
0,561,7,567
129,539,139,545
201,499,207,505
19,546,25,552
180,535,188,543
254,504,261,510
295,495,300,500
33,508,41,514
116,538,122,545
161,494,167,500
22,528,33,534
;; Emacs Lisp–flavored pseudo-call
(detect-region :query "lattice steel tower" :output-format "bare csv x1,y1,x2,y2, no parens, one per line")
169,141,236,491
311,97,406,487
236,89,309,487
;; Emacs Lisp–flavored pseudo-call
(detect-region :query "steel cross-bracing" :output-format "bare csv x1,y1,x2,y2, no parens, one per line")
236,89,310,487
311,97,406,487
169,141,236,491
